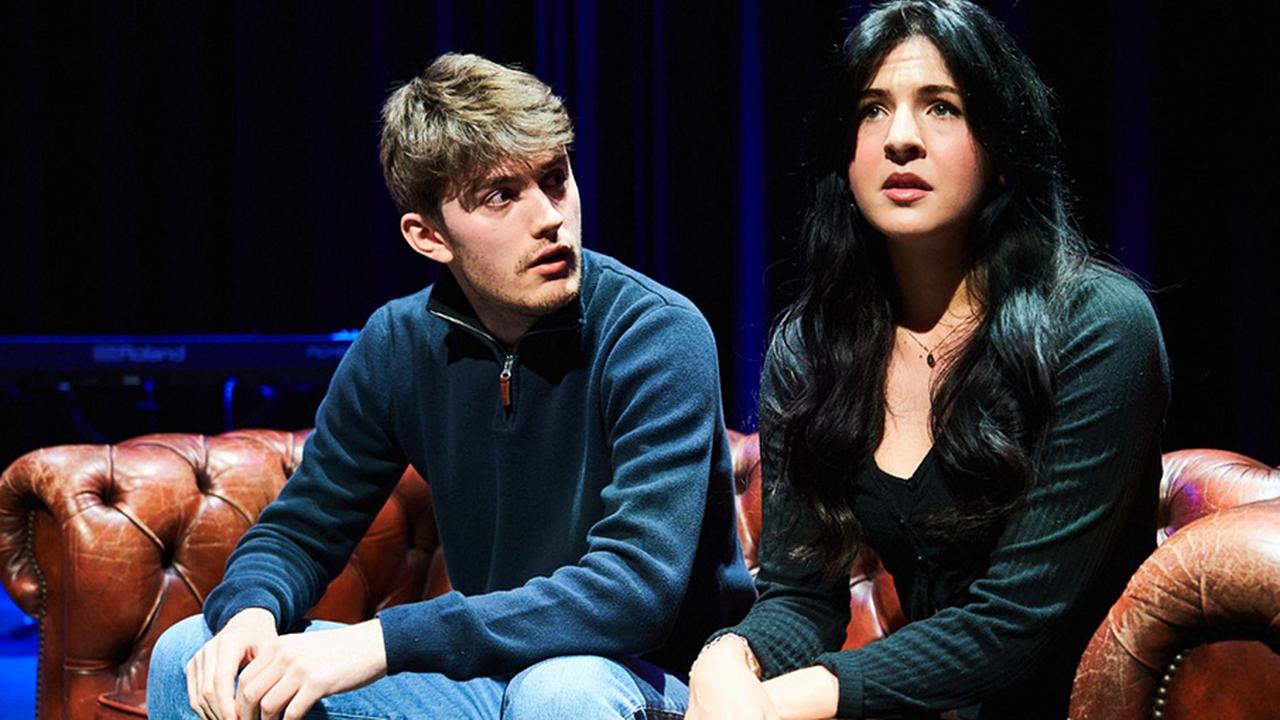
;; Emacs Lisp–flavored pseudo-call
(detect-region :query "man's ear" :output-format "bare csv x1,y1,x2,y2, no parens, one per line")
401,212,453,264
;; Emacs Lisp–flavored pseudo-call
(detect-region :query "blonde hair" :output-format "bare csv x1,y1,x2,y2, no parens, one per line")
379,53,574,220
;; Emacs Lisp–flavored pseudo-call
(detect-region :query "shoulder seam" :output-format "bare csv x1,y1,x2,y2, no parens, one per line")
594,264,687,311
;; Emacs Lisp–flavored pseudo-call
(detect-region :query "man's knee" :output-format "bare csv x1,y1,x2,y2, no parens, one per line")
151,615,210,671
147,615,210,714
503,656,637,719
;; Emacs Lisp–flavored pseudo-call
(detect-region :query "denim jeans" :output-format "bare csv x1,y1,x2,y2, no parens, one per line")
148,615,688,719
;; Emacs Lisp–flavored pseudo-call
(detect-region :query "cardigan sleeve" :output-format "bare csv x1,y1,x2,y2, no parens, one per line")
814,274,1170,717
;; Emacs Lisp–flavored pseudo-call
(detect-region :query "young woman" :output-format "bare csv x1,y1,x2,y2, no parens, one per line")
687,2,1169,718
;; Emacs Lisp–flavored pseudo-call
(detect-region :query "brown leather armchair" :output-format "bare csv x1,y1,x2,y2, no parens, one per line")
1,429,773,719
0,431,448,719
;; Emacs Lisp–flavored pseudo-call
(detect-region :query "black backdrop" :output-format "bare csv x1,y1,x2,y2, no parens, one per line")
2,1,1277,464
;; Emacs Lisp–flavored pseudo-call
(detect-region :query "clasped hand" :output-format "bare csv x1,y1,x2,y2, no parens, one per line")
685,638,781,720
185,608,388,720
686,638,841,720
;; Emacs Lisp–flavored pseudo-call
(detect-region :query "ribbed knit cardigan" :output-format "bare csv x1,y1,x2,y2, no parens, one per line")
716,269,1169,719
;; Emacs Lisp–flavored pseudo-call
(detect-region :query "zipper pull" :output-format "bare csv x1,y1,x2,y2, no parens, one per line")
499,354,514,409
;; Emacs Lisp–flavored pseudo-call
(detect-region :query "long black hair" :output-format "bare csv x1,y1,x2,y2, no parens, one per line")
775,0,1093,576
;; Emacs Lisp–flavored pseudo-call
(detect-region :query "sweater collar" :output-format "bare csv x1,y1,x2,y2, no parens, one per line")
426,252,592,345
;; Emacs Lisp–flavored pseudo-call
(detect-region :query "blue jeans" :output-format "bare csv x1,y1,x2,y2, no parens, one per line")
148,615,688,719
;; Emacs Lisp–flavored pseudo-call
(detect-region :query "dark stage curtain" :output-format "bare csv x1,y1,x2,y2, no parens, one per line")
1,1,1276,461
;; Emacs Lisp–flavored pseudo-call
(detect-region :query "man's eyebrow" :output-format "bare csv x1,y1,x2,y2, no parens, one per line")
470,155,566,191
476,175,514,192
533,153,568,173
461,171,519,202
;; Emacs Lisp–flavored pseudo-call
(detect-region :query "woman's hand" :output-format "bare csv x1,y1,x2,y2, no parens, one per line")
762,666,840,720
685,635,781,720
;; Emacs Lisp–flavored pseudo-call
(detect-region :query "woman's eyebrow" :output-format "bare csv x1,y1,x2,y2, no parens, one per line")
858,84,961,101
917,83,962,97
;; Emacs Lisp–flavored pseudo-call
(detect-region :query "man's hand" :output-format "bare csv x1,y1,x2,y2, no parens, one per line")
685,636,781,720
233,618,388,720
186,607,279,720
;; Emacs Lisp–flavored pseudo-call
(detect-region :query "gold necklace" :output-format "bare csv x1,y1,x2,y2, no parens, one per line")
900,320,969,368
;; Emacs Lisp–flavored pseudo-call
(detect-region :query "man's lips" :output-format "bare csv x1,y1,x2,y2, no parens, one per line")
528,246,575,275
882,173,932,202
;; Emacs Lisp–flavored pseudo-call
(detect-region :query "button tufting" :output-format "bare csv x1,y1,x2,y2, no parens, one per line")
192,465,211,493
157,543,175,569
96,480,118,506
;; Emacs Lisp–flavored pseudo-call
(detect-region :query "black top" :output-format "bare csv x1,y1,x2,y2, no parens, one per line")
856,451,996,626
716,269,1170,719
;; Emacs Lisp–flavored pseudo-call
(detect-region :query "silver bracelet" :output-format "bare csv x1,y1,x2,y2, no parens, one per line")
699,633,762,678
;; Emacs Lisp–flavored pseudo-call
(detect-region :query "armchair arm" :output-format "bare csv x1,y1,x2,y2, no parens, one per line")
1070,497,1280,719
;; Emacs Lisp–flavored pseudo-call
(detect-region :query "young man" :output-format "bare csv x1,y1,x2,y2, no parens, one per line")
147,53,755,720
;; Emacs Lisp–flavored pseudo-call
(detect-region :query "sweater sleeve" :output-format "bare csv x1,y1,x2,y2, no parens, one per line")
376,303,733,677
708,323,854,674
815,276,1171,717
203,306,408,634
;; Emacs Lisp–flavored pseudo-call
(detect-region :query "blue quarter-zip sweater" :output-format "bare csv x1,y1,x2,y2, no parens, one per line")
203,250,756,677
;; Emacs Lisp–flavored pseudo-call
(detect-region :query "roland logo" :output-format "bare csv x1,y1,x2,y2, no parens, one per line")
92,344,188,364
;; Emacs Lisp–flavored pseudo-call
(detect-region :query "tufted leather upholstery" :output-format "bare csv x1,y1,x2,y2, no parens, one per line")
1069,449,1280,719
1156,448,1280,542
0,430,445,720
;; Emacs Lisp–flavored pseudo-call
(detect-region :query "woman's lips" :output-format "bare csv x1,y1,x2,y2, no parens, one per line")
883,187,930,202
882,172,931,202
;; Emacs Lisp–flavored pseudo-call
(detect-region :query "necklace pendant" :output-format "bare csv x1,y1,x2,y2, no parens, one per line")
926,353,936,368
